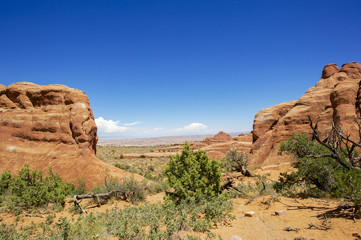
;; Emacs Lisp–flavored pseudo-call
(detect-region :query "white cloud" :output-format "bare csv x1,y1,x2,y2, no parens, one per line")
95,117,128,133
176,122,208,132
124,121,141,126
95,117,209,137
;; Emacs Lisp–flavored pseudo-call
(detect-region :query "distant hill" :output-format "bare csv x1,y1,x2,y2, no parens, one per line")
98,133,243,146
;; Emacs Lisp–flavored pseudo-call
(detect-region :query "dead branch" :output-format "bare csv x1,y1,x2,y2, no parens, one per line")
73,195,88,214
307,223,331,230
220,180,234,192
308,115,361,172
72,190,130,213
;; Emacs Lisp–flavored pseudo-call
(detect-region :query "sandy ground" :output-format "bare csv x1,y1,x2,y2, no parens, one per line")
215,196,360,240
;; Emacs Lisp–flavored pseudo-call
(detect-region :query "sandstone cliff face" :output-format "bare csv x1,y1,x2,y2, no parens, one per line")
251,62,361,166
0,82,136,187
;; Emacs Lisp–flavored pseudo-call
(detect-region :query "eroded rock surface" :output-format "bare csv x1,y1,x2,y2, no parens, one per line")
0,82,136,187
251,62,361,166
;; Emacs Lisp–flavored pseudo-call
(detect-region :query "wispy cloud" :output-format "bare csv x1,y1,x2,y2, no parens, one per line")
176,122,208,132
95,117,209,137
124,121,142,126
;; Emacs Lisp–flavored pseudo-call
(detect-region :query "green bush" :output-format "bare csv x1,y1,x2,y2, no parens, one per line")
164,143,221,202
74,178,86,195
221,150,250,175
120,176,146,204
0,165,74,213
333,169,361,212
114,163,131,171
277,133,361,212
44,168,75,205
0,171,11,195
277,133,343,194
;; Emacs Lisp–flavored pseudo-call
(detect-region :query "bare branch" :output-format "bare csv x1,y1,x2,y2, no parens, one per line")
307,115,361,172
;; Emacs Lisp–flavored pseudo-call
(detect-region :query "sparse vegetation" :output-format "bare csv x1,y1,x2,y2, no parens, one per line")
0,197,231,239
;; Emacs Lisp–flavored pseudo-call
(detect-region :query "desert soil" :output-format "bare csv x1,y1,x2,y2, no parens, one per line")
1,192,360,240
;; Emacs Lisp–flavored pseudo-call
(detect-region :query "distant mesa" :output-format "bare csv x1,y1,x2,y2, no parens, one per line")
251,62,361,166
0,82,141,188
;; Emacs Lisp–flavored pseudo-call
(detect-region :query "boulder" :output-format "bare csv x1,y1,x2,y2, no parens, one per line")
321,63,340,79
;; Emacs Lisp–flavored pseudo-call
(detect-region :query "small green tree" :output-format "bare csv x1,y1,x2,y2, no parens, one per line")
164,143,221,202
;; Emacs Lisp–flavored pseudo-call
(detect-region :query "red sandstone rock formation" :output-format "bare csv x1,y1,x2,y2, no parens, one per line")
203,131,233,144
151,131,252,160
0,82,139,188
251,62,361,166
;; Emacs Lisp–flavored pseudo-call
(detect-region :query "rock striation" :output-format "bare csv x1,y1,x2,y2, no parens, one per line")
0,82,138,187
251,62,361,166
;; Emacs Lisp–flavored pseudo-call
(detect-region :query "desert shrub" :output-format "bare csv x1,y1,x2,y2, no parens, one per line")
73,177,87,195
44,168,75,205
0,171,11,195
276,133,343,195
92,175,122,194
276,133,361,211
114,163,131,171
164,143,221,202
0,165,74,213
148,180,170,194
221,150,250,175
120,176,146,203
333,169,361,212
11,166,66,210
91,175,146,204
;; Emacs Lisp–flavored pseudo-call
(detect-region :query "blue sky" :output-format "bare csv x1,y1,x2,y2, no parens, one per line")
1,0,360,138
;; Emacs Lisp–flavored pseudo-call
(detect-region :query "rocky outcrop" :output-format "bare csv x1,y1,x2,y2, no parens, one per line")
0,82,138,187
203,131,233,144
151,131,253,160
251,62,361,166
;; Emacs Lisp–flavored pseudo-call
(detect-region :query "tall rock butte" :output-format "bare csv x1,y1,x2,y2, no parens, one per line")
251,62,361,166
0,82,139,187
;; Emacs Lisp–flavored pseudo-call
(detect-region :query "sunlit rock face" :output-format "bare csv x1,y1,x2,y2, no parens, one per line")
251,62,361,166
0,82,139,187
